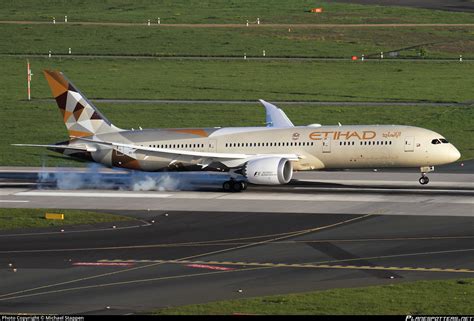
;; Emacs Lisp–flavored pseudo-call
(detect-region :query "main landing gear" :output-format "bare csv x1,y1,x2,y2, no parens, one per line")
222,179,248,192
419,166,434,185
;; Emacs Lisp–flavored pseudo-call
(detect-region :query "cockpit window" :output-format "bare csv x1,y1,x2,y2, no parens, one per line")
439,138,449,144
431,139,441,145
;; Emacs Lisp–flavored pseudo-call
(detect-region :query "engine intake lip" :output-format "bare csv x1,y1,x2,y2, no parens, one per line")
278,158,293,184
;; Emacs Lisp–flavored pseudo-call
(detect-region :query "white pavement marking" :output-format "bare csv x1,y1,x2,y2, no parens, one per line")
210,193,474,204
12,190,473,204
15,191,171,198
298,179,474,188
293,186,474,193
0,200,30,203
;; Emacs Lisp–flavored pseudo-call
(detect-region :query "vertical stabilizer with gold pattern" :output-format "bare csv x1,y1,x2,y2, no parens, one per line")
43,70,121,138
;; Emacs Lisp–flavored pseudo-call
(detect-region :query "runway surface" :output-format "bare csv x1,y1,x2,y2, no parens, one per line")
0,166,473,314
0,165,473,216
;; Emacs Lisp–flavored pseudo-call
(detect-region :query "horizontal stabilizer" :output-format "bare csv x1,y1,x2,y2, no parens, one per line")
12,143,97,152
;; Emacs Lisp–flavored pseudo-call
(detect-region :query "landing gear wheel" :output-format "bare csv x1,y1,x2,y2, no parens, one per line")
222,180,247,192
232,181,243,192
419,176,429,185
223,181,232,192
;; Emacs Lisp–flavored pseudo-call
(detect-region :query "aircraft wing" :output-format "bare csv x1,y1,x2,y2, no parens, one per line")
12,143,97,152
75,137,300,167
259,99,294,128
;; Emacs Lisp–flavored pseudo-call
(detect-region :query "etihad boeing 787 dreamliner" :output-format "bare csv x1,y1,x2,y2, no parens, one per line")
14,70,461,192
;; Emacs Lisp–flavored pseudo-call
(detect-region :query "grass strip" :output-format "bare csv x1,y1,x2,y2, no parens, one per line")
153,278,474,315
0,208,134,230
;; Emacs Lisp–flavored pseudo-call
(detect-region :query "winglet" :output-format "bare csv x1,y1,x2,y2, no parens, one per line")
259,99,294,128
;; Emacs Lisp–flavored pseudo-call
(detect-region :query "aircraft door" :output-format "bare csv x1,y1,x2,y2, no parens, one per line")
322,138,331,153
404,136,414,152
208,139,217,153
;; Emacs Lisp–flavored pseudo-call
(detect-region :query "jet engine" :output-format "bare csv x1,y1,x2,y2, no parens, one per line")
243,157,293,185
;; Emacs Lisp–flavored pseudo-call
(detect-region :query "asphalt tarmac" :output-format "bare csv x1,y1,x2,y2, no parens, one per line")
1,211,474,314
0,166,473,314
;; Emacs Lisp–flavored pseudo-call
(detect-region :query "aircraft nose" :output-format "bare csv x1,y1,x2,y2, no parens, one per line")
449,145,461,162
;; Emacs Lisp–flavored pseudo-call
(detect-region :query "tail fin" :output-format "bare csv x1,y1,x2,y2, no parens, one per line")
43,70,121,138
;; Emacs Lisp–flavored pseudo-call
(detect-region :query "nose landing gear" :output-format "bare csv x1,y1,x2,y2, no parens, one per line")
419,166,434,185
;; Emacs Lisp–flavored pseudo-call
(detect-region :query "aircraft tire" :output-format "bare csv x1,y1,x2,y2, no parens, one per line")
232,181,243,192
419,176,429,185
223,181,232,192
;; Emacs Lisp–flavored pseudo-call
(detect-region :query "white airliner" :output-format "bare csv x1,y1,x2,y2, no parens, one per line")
14,70,461,192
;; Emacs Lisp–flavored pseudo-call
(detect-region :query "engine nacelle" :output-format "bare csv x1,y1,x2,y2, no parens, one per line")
243,157,293,185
